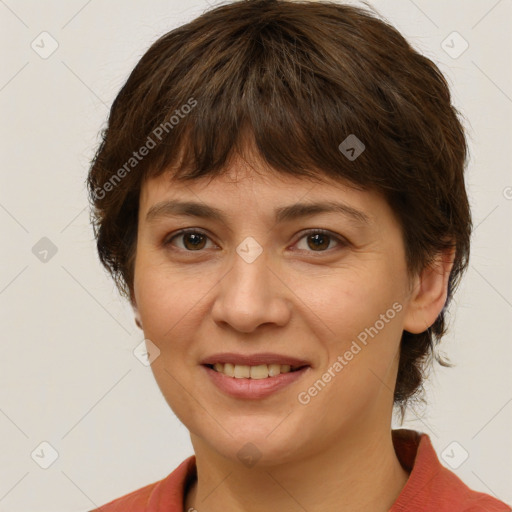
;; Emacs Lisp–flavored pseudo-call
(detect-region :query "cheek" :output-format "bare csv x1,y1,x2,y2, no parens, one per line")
294,272,404,434
133,257,225,390
292,263,405,345
134,254,212,333
291,261,406,415
133,263,209,420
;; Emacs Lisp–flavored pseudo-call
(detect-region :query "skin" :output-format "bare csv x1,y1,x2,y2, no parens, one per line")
131,151,454,512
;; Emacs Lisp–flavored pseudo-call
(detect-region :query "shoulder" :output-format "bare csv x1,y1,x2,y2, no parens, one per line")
463,499,512,512
391,429,511,512
88,480,160,512
88,455,197,512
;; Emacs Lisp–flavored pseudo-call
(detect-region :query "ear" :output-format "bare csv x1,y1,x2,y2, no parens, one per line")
133,307,143,330
403,247,455,334
130,290,143,330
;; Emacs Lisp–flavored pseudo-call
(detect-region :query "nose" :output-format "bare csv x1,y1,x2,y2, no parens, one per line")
210,247,292,333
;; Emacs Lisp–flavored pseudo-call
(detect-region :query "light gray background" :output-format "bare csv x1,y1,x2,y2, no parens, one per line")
1,0,511,510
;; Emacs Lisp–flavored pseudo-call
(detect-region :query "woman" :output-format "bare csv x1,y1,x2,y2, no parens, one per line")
86,0,511,510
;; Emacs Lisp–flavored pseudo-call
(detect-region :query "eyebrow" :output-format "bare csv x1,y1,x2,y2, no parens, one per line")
145,199,370,226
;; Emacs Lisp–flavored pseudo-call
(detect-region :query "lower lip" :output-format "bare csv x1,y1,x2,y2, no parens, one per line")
201,365,311,400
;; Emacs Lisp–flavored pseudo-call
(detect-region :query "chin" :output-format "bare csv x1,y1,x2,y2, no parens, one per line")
192,416,314,468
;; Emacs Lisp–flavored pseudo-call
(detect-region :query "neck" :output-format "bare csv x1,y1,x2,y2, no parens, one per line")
185,423,409,512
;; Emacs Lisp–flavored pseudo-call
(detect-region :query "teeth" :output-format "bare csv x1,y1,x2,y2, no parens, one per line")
211,363,295,378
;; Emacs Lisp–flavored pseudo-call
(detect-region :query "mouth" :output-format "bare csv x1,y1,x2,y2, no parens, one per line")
201,362,311,399
203,362,309,379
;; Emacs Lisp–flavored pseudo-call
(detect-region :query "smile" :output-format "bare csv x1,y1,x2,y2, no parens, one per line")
202,364,311,400
205,362,307,379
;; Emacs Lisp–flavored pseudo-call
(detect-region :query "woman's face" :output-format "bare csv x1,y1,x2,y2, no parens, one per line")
132,156,415,465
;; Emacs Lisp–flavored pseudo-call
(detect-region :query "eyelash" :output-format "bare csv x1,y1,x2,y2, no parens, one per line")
163,228,348,255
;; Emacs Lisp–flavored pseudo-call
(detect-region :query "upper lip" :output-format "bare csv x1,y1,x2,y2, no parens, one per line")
200,352,311,368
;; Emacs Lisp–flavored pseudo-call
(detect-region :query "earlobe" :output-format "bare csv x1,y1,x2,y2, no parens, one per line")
403,247,455,334
134,311,142,330
131,294,143,330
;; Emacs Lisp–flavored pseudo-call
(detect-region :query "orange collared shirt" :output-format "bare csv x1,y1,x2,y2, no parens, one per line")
91,429,511,511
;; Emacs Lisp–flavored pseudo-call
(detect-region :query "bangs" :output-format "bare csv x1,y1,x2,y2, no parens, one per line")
123,11,405,192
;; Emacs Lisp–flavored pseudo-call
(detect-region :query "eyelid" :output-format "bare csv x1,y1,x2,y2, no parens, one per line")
292,228,348,251
163,228,215,248
163,227,348,253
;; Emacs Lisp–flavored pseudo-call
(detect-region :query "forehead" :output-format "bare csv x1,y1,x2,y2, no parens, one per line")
138,156,394,230
142,157,361,203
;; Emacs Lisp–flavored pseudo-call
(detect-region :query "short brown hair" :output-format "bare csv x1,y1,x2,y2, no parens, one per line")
86,0,472,420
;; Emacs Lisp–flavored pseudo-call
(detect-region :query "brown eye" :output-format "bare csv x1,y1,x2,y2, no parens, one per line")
165,230,212,251
306,233,330,251
295,229,346,253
